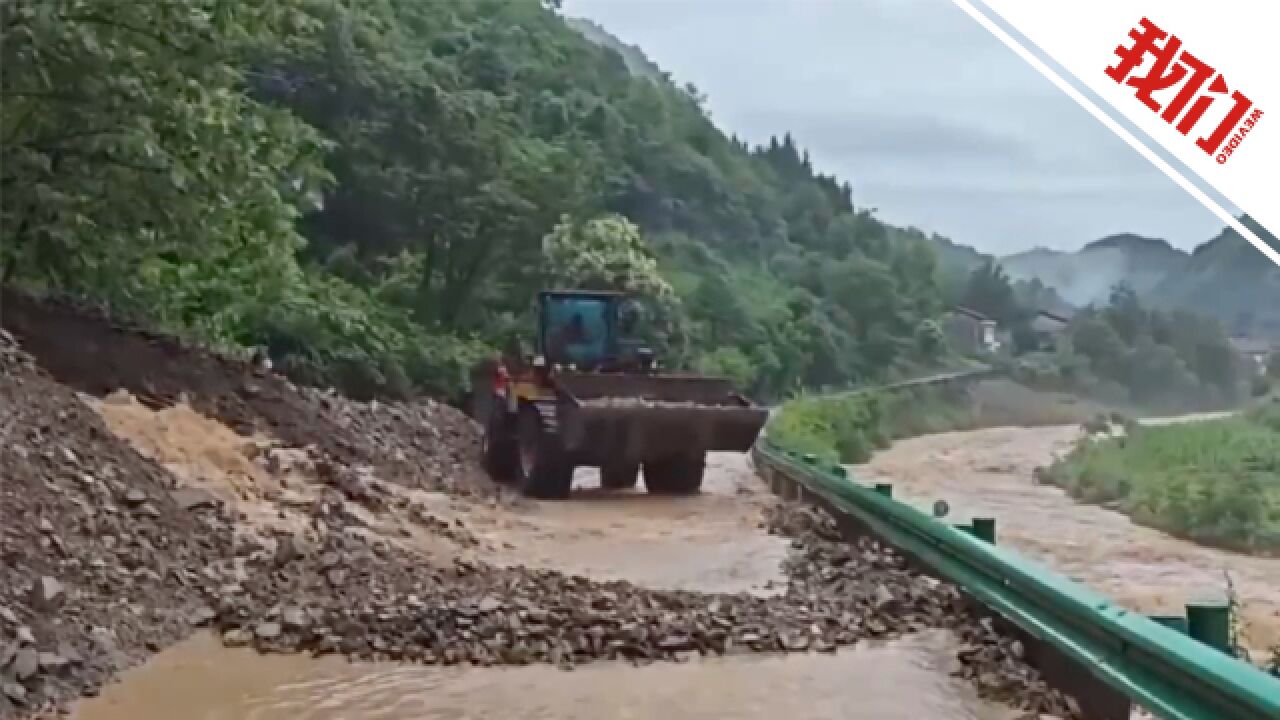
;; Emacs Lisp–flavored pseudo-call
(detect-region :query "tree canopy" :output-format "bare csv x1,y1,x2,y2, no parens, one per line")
2,0,985,401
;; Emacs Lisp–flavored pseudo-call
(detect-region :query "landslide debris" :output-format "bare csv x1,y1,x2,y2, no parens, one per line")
0,290,488,499
0,297,1084,720
766,504,1084,720
0,330,234,717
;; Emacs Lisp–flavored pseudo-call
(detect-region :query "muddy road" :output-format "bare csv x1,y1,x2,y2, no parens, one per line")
856,424,1280,653
72,456,1014,720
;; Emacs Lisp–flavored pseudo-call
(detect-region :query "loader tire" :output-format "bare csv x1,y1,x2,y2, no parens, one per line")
516,405,574,499
643,454,705,495
600,463,639,490
482,404,519,484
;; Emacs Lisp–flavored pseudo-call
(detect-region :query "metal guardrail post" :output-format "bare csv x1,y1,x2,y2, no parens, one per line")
1186,601,1232,655
873,482,893,498
752,440,1280,720
972,517,996,544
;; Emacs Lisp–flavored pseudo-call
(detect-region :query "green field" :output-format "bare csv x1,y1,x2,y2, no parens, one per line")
1042,401,1280,553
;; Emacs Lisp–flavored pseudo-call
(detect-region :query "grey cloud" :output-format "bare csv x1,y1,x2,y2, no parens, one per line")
563,0,1224,253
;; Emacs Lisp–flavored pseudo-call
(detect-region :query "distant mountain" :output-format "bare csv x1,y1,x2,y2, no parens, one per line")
922,234,1074,317
991,219,1278,338
927,233,988,277
1000,234,1188,306
1150,217,1280,338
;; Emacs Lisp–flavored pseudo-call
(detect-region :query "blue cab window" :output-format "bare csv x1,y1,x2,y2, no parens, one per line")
545,296,609,364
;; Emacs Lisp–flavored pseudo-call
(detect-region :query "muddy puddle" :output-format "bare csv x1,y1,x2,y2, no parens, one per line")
856,423,1280,652
466,453,790,594
73,631,1013,720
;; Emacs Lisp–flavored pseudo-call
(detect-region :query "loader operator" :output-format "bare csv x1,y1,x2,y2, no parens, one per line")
550,312,593,363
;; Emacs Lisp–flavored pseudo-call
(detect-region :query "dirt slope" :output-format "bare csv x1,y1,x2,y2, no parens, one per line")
0,330,234,716
0,290,485,498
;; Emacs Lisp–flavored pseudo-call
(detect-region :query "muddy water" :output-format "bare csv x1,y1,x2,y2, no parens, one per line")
73,453,1011,720
463,453,791,594
856,424,1280,652
74,631,1013,720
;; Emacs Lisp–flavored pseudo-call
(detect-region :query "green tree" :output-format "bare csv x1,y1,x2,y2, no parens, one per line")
960,260,1020,326
695,347,757,390
1,0,330,341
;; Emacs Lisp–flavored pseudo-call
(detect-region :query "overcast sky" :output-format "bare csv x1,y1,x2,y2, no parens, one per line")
562,0,1226,256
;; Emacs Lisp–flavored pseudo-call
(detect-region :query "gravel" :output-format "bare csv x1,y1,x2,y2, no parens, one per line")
0,311,1085,719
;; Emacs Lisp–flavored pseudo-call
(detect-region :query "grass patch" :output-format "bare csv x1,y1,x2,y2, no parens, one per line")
1042,400,1280,554
767,392,888,465
768,378,1109,465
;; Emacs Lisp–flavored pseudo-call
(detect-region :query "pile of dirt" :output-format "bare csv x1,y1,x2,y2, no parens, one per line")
0,331,486,717
0,290,488,499
89,391,483,557
0,330,235,716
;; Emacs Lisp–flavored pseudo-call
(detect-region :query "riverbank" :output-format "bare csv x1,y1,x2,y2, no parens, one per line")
768,378,1112,464
1041,401,1280,554
853,424,1280,658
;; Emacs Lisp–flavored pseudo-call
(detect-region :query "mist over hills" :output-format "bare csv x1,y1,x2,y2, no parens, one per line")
1001,234,1188,307
995,217,1280,338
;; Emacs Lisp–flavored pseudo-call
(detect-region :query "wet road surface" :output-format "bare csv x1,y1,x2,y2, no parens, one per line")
73,453,1011,720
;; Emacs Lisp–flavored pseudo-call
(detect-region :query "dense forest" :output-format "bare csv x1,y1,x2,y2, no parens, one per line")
2,0,958,402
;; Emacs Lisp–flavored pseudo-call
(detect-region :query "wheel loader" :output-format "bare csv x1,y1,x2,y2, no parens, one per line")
469,290,768,499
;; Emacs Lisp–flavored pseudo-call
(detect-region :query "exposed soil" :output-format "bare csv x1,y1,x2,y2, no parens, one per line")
0,290,485,498
0,330,233,716
1,296,1084,719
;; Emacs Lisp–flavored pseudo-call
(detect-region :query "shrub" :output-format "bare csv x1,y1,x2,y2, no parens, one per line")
1042,416,1280,553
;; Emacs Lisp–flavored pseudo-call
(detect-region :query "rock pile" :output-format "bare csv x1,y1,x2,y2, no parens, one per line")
0,333,233,716
206,515,954,667
1,313,1085,719
299,390,485,497
768,503,1084,719
0,290,494,503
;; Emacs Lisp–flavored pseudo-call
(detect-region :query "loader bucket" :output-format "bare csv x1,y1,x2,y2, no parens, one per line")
553,373,769,464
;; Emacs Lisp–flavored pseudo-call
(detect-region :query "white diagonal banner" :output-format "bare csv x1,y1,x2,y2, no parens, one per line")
954,0,1280,267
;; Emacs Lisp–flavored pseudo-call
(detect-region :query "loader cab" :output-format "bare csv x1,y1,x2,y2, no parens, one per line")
536,290,655,371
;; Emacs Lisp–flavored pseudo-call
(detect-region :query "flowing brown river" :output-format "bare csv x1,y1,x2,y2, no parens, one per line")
855,421,1280,653
71,454,1012,720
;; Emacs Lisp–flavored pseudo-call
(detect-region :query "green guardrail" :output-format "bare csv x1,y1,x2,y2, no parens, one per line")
753,439,1280,720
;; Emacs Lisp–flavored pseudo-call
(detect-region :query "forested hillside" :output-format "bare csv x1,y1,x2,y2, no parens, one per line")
1001,234,1187,307
2,0,958,402
1150,217,1280,338
1000,218,1280,340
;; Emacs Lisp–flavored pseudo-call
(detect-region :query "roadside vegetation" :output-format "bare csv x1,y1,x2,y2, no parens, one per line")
768,378,1108,464
1041,399,1280,554
2,0,959,404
